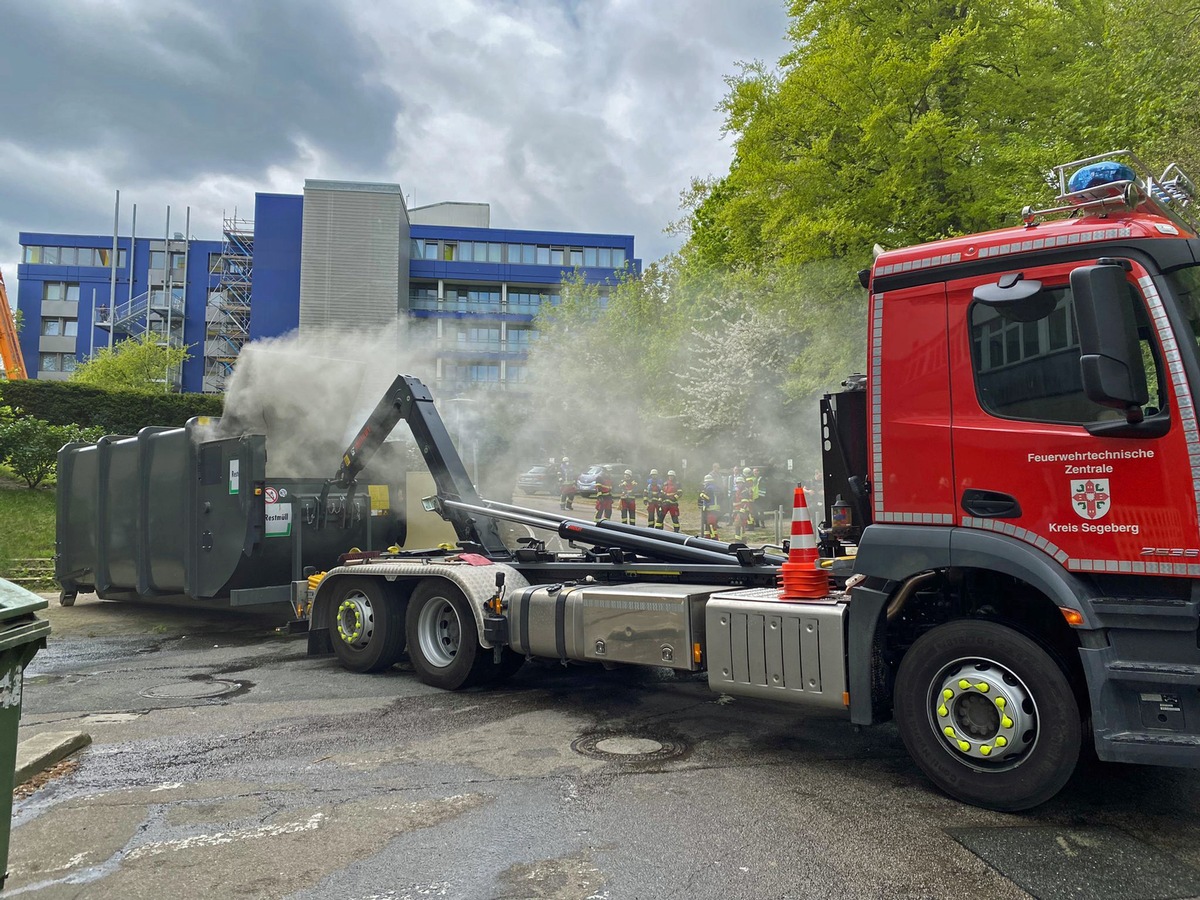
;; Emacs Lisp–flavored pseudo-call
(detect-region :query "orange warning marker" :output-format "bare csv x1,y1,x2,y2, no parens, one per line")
778,483,829,600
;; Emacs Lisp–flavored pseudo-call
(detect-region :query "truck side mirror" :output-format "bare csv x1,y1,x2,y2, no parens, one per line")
1070,263,1148,423
972,272,1054,322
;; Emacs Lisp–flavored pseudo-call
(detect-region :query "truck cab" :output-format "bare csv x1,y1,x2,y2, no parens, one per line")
848,151,1200,807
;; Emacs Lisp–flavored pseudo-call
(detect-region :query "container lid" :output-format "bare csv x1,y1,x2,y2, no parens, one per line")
0,579,50,624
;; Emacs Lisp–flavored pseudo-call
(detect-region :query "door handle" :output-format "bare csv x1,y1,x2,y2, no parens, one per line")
961,489,1022,519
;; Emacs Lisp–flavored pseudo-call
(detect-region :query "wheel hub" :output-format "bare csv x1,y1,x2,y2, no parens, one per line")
336,591,375,649
417,598,461,668
931,660,1036,764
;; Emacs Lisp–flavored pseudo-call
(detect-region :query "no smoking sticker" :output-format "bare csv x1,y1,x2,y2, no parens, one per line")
264,487,278,504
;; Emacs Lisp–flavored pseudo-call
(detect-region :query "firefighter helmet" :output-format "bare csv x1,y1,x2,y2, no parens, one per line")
562,457,570,463
703,473,715,483
742,467,752,476
624,469,633,476
667,469,676,477
650,468,659,476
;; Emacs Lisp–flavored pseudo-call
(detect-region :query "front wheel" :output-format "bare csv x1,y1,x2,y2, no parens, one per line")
894,619,1081,811
329,577,406,673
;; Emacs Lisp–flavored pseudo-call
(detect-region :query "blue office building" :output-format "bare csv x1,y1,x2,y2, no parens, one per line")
16,180,639,394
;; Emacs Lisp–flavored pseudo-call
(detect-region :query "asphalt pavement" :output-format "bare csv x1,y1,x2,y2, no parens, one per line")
8,593,1200,899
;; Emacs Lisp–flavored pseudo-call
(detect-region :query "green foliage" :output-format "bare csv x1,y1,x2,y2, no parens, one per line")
0,379,222,434
685,0,1200,269
0,476,56,580
72,333,190,392
0,416,104,488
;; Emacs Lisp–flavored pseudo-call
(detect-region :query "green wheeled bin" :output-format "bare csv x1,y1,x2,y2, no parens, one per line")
0,579,51,889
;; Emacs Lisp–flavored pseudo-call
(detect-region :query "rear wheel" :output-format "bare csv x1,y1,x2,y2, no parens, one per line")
406,580,497,690
329,577,406,673
894,619,1081,811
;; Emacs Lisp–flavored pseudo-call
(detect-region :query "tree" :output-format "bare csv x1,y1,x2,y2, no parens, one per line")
71,334,190,392
684,0,1200,271
0,414,103,488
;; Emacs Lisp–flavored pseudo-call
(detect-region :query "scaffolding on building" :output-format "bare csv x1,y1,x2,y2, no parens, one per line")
203,215,253,393
95,240,189,392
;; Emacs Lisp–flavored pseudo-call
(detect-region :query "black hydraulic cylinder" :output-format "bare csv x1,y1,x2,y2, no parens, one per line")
442,498,744,566
555,519,744,566
481,498,786,564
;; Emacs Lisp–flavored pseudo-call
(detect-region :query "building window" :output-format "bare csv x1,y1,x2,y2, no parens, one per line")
170,251,185,269
409,283,439,310
445,285,501,313
39,352,78,373
584,248,597,267
150,251,165,269
40,317,77,336
507,364,527,383
23,246,126,267
443,242,458,262
41,282,80,303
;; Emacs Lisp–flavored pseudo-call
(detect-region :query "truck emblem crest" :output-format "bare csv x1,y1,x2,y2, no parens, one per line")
1071,478,1111,520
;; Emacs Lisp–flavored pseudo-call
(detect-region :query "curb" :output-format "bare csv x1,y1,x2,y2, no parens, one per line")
14,731,92,785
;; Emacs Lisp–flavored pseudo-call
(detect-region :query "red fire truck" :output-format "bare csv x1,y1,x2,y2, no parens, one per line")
296,150,1200,811
59,150,1199,812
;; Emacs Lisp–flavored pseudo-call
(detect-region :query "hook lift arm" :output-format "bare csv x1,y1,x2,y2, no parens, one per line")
319,374,511,559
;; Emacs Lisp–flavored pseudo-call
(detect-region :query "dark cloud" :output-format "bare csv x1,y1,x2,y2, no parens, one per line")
0,0,791,292
0,0,396,180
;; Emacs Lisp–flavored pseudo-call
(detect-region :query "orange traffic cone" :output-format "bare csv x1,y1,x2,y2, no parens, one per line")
778,484,829,600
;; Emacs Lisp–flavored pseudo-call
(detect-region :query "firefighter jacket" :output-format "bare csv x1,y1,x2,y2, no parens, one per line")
618,477,638,500
645,477,664,504
595,474,614,498
699,483,720,512
662,478,681,504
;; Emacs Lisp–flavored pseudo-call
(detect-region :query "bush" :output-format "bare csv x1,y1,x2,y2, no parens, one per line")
0,416,105,488
0,379,223,434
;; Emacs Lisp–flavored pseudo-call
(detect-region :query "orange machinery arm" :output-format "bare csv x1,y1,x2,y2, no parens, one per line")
0,269,27,379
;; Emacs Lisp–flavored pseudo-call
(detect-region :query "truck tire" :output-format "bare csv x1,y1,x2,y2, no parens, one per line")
329,577,406,673
406,579,497,690
894,619,1081,811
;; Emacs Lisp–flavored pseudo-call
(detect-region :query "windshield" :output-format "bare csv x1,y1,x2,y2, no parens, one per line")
1165,263,1200,353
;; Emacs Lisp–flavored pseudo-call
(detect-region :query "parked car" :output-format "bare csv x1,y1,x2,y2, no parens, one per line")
516,465,556,496
576,463,632,497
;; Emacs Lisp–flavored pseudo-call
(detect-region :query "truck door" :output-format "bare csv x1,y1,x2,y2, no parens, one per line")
947,259,1198,573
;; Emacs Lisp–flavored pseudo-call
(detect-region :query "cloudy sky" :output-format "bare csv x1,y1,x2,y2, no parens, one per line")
0,0,791,301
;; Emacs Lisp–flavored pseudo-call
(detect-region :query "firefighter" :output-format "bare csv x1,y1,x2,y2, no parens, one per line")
593,467,614,523
749,467,766,528
659,469,682,533
645,468,664,529
699,473,721,539
732,475,751,539
558,457,576,510
618,469,638,526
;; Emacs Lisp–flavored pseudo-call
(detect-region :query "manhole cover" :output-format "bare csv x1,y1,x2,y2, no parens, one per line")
571,733,688,762
140,679,242,700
